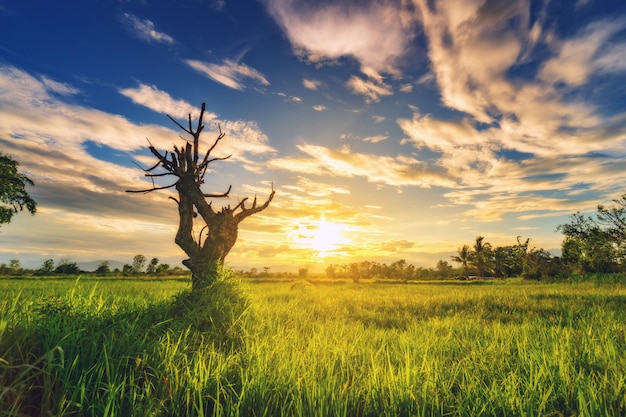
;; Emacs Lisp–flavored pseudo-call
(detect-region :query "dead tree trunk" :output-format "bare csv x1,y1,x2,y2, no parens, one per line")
128,103,275,291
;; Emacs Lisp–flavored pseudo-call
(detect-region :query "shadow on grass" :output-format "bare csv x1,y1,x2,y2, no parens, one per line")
1,279,248,417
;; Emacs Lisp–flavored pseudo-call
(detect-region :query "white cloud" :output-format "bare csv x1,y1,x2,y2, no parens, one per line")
539,19,626,87
399,83,413,93
265,0,416,73
119,83,210,119
40,77,80,96
120,13,175,45
185,59,269,90
363,135,388,143
312,105,326,112
346,75,392,103
303,78,322,90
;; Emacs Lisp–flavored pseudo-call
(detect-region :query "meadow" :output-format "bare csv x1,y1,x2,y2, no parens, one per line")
1,276,625,416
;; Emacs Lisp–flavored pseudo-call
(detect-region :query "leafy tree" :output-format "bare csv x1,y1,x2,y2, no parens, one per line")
122,264,133,275
451,245,472,277
95,261,110,275
521,248,549,279
8,259,21,275
34,258,55,276
0,153,37,228
325,264,336,279
132,254,146,274
147,257,159,274
436,260,454,279
347,262,361,283
128,103,274,290
597,194,626,243
470,236,493,278
169,266,186,276
156,263,170,275
54,259,80,275
557,212,618,273
492,246,512,278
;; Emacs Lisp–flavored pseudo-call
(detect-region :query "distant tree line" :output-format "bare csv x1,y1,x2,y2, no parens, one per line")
324,259,457,283
0,254,187,277
450,235,561,280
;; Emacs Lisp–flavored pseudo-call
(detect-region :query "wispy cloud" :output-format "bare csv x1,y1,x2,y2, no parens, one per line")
399,83,413,93
40,77,80,96
269,143,456,188
119,83,208,119
185,59,269,91
265,0,416,73
346,74,392,103
363,135,388,143
539,19,626,87
120,13,175,45
312,105,326,112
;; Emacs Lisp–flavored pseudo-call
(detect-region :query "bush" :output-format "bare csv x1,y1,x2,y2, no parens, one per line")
170,268,249,349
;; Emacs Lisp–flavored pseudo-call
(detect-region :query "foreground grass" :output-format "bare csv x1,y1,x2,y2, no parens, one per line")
1,277,625,416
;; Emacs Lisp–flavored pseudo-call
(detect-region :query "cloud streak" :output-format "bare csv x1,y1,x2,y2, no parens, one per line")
120,13,175,45
269,143,456,188
119,83,208,119
185,59,270,90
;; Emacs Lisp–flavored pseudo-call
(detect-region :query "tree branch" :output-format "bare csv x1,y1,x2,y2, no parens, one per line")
234,187,276,223
203,185,232,198
167,114,192,136
126,183,177,193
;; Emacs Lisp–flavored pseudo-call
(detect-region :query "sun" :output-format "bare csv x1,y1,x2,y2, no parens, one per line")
310,219,342,253
292,216,347,257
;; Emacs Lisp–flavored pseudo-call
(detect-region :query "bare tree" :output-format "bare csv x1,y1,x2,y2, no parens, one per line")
128,103,275,290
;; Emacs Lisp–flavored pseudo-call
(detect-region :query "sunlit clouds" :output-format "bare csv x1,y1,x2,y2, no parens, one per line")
539,19,626,87
119,84,205,119
265,0,415,73
269,143,457,188
2,0,626,271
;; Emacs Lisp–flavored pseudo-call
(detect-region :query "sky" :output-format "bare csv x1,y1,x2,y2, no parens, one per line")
1,0,626,272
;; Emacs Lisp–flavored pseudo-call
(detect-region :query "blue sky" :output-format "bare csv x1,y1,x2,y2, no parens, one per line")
1,0,626,271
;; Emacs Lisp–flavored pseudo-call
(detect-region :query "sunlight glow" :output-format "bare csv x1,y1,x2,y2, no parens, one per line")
311,219,342,253
292,216,348,258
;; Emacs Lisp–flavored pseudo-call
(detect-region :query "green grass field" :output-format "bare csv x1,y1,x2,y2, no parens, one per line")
1,276,625,416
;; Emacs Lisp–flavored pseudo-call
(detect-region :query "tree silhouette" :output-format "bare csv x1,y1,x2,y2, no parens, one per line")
451,244,472,277
470,236,493,278
0,152,36,228
128,103,275,290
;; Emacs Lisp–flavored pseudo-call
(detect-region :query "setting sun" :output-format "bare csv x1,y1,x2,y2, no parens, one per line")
291,216,348,258
310,219,343,254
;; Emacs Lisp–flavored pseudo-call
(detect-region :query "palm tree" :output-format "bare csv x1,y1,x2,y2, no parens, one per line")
471,236,493,278
451,244,472,278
